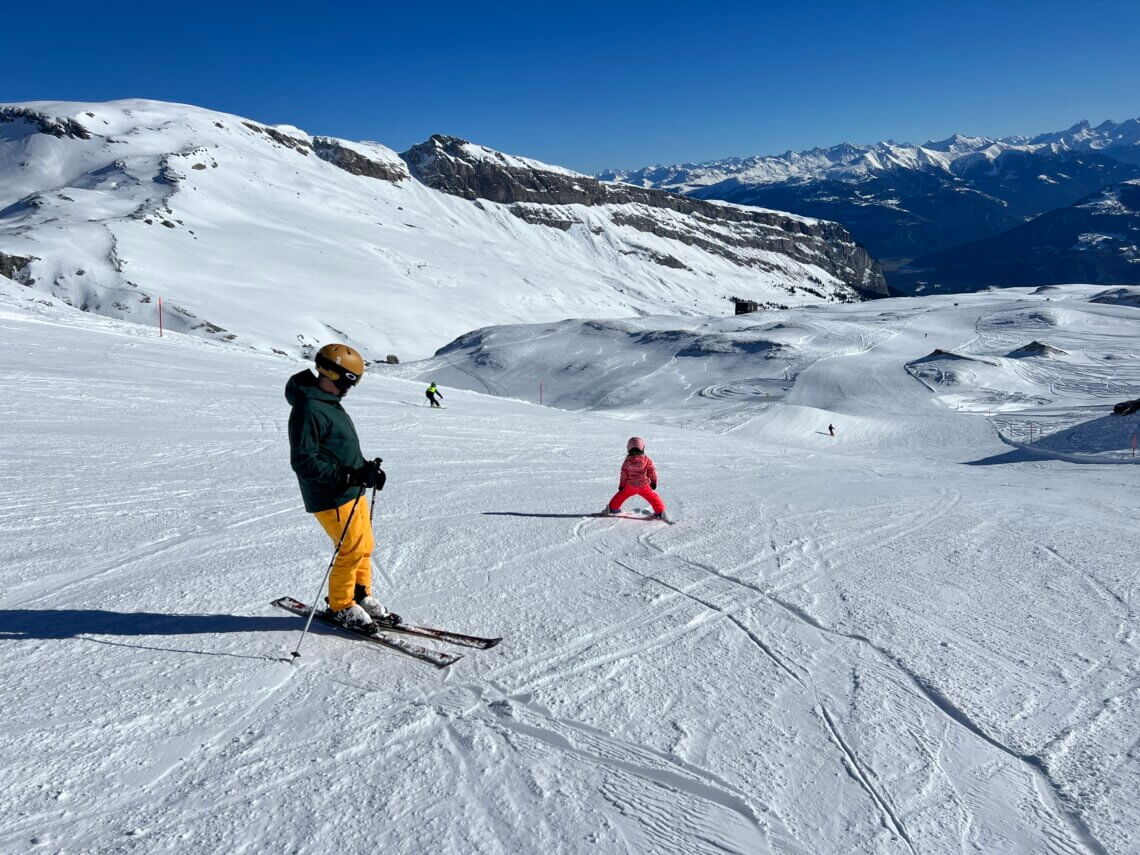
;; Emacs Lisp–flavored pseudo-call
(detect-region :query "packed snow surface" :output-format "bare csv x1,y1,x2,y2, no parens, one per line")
0,279,1137,854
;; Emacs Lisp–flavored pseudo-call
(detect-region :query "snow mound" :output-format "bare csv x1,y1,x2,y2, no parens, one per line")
1089,286,1140,307
1006,340,1069,358
393,288,1140,458
1007,412,1140,463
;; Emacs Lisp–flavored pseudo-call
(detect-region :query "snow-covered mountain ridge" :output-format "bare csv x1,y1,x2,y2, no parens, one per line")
599,118,1140,286
0,99,884,360
599,118,1140,190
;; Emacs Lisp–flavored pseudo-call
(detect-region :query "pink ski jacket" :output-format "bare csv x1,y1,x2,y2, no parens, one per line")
620,453,658,488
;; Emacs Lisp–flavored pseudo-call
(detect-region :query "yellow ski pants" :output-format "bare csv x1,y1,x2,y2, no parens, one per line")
314,495,374,612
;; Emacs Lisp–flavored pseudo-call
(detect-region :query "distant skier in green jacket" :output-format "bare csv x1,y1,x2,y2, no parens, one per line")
425,382,443,408
285,343,399,630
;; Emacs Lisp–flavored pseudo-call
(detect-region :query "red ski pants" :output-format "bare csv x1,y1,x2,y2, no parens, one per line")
608,484,665,514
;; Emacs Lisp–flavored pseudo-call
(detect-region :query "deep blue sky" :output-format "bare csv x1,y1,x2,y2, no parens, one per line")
5,0,1138,173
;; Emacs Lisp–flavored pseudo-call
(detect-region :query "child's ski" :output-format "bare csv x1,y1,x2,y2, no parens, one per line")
598,511,675,524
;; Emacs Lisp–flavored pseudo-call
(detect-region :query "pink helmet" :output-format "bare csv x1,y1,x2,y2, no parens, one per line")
627,436,645,452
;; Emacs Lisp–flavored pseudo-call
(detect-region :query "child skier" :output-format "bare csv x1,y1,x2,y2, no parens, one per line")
607,437,667,519
425,382,443,408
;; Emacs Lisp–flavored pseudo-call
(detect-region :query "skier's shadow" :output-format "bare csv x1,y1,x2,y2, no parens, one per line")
0,610,295,660
483,511,602,519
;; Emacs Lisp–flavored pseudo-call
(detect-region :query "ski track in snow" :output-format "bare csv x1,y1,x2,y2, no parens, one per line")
0,282,1137,854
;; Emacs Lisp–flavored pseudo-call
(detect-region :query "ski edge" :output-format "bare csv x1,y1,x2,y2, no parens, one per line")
387,623,502,649
272,597,461,668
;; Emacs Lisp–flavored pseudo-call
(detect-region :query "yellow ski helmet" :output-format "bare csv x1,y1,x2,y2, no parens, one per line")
315,343,364,391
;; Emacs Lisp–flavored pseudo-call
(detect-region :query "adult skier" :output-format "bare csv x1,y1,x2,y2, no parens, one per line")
606,436,667,519
425,382,443,408
828,423,836,437
285,343,399,630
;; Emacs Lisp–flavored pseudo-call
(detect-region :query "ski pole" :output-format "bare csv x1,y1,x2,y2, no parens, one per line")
291,486,367,660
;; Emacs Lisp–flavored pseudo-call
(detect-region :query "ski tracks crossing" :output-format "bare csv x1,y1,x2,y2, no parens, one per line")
508,484,1114,855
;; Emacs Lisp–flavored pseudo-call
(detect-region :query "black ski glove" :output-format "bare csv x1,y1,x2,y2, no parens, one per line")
345,458,385,489
650,481,657,490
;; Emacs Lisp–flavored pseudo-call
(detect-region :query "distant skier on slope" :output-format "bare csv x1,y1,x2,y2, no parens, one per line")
285,343,400,630
425,382,443,408
606,437,667,519
828,423,836,437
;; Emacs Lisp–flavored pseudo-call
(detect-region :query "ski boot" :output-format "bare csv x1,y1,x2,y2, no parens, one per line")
330,602,375,631
359,595,401,628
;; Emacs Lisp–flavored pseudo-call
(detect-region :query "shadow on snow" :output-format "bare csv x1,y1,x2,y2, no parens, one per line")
0,609,295,640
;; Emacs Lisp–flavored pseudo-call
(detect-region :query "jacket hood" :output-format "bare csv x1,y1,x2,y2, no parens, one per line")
285,369,342,407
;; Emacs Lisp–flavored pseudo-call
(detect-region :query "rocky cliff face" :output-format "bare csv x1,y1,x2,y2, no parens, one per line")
312,137,410,182
401,135,888,298
0,106,92,139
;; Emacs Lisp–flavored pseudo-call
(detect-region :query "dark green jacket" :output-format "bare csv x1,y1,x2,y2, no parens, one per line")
286,370,365,513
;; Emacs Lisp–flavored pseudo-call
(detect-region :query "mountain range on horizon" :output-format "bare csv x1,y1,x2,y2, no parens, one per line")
599,117,1140,294
598,117,1140,184
2,99,1138,363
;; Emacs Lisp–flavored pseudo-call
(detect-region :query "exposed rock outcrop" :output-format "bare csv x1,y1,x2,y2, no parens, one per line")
401,135,888,298
0,107,92,139
313,138,408,182
0,251,37,284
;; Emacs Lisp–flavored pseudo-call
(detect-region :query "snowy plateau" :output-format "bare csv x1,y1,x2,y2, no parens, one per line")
0,101,1138,855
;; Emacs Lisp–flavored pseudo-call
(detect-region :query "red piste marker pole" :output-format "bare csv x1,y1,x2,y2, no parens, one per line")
158,297,163,337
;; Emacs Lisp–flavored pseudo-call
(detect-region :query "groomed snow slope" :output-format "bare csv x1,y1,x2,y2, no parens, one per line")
0,280,1137,855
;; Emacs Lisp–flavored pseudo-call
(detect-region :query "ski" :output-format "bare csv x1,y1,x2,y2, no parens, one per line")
598,511,675,524
272,597,461,668
385,621,501,649
315,595,501,649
